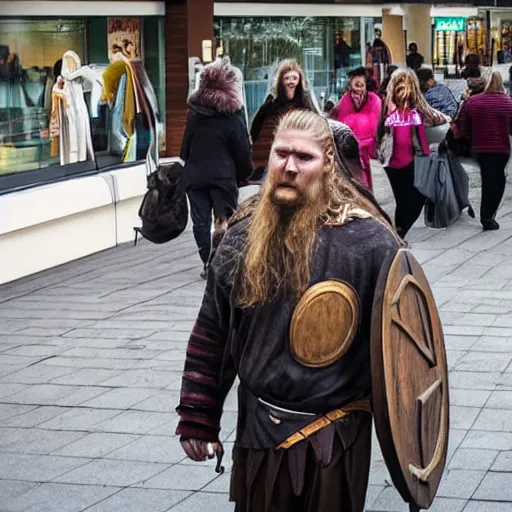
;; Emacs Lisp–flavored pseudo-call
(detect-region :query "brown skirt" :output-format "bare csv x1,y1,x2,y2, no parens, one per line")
230,411,372,512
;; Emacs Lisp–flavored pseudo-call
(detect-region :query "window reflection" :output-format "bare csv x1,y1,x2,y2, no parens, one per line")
0,19,84,174
0,17,165,180
214,16,363,122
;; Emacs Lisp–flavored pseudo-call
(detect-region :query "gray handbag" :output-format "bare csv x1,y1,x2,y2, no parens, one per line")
376,130,394,167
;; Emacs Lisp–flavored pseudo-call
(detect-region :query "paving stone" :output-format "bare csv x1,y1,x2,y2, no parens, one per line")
491,451,512,471
53,432,140,458
444,325,486,337
62,328,157,340
427,498,468,512
50,368,123,386
449,389,491,408
487,391,512,409
446,429,468,464
86,488,191,512
106,434,184,464
132,391,180,413
473,409,512,432
450,406,480,429
448,448,499,471
449,371,501,390
0,382,27,399
44,356,138,370
53,458,169,486
0,425,86,454
0,452,91,481
1,482,118,512
464,502,512,512
0,364,77,385
0,403,37,422
3,344,66,357
483,327,512,338
53,386,112,407
0,479,38,500
80,388,158,409
444,335,480,351
367,486,407,511
462,430,512,450
4,384,79,405
92,410,174,434
365,485,385,510
454,352,512,373
471,337,512,352
0,405,69,428
436,469,486,499
474,472,512,501
38,407,121,431
137,464,219,491
166,491,233,511
99,369,177,388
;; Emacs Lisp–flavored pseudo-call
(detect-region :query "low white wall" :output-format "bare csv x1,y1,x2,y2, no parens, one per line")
0,162,149,285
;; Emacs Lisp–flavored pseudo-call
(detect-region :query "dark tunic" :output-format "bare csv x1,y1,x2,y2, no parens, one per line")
176,215,400,511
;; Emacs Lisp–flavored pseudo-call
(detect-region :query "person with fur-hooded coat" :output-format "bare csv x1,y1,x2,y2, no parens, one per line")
181,58,253,278
250,59,318,179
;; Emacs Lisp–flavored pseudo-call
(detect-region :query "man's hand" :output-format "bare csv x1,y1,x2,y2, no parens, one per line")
181,438,223,462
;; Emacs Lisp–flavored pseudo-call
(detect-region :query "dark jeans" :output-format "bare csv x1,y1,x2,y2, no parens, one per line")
187,187,238,264
477,152,509,225
385,162,426,239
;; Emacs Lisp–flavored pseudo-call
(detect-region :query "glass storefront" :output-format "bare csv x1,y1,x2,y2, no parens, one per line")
214,16,364,121
0,16,165,189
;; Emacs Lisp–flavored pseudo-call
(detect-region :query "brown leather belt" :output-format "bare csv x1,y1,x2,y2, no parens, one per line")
277,399,372,450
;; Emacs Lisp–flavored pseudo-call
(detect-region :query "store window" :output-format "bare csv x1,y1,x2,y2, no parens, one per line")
214,16,362,122
0,16,165,192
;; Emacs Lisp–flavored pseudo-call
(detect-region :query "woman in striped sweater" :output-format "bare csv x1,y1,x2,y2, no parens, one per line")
453,71,512,230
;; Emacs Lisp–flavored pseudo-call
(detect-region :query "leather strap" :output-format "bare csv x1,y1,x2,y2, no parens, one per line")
277,399,372,450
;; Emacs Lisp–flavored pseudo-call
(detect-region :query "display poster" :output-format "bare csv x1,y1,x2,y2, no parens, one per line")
107,18,141,61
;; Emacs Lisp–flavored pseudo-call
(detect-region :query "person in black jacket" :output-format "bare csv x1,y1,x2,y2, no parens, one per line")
406,42,424,71
181,58,253,278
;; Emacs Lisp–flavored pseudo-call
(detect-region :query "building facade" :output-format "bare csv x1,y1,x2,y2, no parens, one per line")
1,0,511,284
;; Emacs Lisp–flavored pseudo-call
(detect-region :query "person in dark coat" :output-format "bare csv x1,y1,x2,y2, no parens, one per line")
406,42,424,71
181,58,253,278
250,59,318,181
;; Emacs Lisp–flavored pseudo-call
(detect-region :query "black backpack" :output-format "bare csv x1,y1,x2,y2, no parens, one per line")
138,161,188,244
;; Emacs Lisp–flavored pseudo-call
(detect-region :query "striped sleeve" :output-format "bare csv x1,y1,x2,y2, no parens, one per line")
175,258,236,442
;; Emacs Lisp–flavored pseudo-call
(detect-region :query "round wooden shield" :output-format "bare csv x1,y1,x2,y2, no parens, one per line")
371,249,449,510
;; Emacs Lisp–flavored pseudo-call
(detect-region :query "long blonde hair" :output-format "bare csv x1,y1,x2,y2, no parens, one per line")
237,110,393,308
485,71,505,93
385,68,431,113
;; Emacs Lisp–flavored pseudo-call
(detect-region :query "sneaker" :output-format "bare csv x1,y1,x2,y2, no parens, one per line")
482,219,499,231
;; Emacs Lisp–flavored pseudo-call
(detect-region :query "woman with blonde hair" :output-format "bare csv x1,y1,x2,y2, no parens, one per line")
376,68,449,239
453,70,512,230
250,59,318,180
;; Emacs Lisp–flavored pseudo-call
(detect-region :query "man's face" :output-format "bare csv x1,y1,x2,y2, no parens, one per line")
267,130,325,208
281,71,300,95
350,76,366,95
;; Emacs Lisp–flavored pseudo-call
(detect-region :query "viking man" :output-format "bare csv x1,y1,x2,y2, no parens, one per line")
176,110,406,511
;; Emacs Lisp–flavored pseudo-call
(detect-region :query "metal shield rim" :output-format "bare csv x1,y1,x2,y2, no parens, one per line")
370,248,449,509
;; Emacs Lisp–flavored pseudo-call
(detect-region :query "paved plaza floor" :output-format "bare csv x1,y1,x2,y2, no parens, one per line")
1,164,512,511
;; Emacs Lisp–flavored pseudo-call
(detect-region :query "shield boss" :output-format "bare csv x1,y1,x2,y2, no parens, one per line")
371,249,449,510
290,280,360,368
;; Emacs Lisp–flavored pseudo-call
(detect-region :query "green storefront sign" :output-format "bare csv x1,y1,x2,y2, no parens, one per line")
435,17,466,32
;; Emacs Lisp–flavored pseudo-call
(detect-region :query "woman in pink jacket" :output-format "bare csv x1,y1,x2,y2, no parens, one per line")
331,67,381,191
